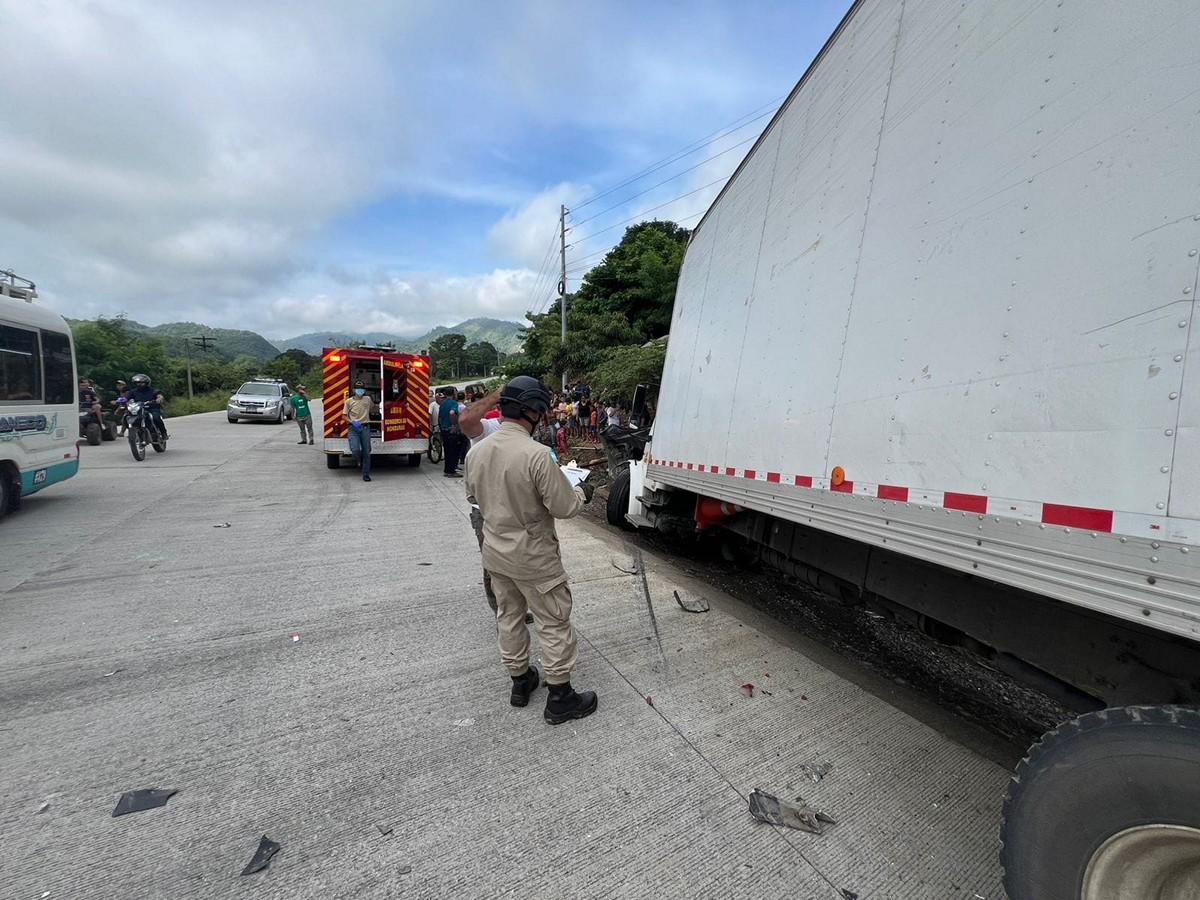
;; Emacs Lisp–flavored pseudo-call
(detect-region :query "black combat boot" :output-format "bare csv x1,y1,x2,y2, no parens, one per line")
510,666,541,708
544,682,598,725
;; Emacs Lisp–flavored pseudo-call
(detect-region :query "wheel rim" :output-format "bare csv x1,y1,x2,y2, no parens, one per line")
1083,825,1200,900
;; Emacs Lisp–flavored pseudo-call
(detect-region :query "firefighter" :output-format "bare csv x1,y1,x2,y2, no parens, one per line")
464,376,598,723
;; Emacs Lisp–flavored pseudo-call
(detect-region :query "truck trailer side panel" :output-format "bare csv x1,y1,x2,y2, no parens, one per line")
649,0,1200,640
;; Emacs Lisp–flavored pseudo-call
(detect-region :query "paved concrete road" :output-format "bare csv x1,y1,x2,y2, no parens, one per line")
0,404,1010,899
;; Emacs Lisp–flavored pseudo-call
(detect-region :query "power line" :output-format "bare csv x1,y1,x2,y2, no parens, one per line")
569,133,758,229
569,174,731,247
572,96,782,212
565,208,710,279
526,225,560,310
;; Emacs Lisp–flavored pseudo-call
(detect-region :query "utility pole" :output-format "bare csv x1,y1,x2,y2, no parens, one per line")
185,336,216,400
559,203,568,392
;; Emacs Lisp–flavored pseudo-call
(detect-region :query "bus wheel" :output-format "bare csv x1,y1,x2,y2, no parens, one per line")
1001,705,1200,900
0,466,18,517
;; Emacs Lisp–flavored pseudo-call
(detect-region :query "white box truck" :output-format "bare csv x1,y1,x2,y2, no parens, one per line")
622,1,1200,896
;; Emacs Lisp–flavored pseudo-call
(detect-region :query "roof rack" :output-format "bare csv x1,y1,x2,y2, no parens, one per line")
0,269,38,302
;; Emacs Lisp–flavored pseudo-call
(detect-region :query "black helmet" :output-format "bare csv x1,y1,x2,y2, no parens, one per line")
131,374,151,388
500,376,553,425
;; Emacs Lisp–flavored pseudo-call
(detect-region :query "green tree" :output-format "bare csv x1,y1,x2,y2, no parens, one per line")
587,341,668,402
570,220,688,339
429,332,467,379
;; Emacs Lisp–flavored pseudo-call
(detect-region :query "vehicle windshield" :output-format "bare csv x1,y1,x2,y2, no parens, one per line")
237,383,279,396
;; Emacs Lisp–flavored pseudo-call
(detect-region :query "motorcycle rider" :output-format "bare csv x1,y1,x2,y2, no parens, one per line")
78,378,103,429
111,379,128,436
126,374,168,441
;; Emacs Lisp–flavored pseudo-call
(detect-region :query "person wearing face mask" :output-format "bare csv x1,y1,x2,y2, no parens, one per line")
343,380,374,482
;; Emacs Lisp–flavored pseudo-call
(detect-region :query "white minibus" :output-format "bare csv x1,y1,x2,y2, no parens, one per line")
0,271,79,517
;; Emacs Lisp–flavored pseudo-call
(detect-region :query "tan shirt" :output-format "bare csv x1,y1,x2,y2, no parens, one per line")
464,421,584,585
343,394,373,424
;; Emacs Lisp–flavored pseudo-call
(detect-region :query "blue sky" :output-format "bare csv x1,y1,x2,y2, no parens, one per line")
0,0,852,339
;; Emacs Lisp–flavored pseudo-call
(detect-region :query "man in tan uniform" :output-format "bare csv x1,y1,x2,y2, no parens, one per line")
343,379,375,482
464,376,598,724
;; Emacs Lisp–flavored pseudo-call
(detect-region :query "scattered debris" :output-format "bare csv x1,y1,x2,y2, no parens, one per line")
801,695,809,701
102,669,121,678
611,556,639,575
240,835,281,876
291,634,300,643
740,684,755,698
417,562,432,566
761,689,774,697
453,718,474,727
375,823,394,838
797,762,834,784
398,865,413,875
37,801,49,814
748,789,835,835
645,696,654,706
841,890,859,900
212,522,232,528
672,589,710,614
112,788,178,817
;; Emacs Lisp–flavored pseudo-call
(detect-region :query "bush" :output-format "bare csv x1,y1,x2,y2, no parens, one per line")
587,343,667,402
163,390,230,418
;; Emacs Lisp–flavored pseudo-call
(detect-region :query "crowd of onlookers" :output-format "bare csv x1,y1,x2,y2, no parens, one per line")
428,381,635,462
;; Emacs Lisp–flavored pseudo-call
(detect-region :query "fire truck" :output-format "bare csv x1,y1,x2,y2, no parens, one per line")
321,346,430,469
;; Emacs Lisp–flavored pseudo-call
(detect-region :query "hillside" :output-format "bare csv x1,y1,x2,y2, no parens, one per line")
137,321,281,364
277,317,525,356
68,318,281,364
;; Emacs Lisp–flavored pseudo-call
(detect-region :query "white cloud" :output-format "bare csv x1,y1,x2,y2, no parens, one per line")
0,0,843,336
262,268,539,339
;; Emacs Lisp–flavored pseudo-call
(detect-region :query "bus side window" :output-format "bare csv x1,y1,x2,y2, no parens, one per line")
0,324,42,402
40,330,73,405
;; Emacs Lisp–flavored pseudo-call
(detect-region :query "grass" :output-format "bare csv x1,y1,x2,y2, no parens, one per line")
162,390,231,417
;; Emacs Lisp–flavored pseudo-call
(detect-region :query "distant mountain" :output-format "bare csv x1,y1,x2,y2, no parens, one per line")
68,318,281,363
277,317,525,356
134,321,281,364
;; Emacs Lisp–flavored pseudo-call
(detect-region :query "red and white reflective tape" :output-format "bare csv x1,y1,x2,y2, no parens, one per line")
645,459,1198,545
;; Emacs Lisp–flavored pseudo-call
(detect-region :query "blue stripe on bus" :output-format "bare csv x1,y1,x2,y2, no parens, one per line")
19,458,80,495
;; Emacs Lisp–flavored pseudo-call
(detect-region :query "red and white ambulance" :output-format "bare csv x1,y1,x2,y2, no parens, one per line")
320,346,431,469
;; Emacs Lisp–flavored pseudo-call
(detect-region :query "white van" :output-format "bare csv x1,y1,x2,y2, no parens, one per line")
0,271,79,517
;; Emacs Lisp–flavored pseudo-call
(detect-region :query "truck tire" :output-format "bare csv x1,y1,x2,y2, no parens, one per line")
325,454,340,470
408,453,421,467
606,466,632,529
1001,705,1200,900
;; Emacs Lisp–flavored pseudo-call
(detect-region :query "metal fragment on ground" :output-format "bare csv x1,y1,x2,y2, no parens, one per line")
748,789,836,835
240,835,281,875
611,556,638,575
376,823,394,837
112,788,178,817
212,523,231,528
797,762,834,784
398,865,412,875
672,589,710,613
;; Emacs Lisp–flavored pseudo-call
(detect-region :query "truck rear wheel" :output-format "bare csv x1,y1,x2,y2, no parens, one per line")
408,453,421,467
1001,705,1200,900
606,466,632,529
325,454,340,470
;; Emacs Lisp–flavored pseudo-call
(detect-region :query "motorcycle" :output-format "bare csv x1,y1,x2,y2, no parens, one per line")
125,399,167,461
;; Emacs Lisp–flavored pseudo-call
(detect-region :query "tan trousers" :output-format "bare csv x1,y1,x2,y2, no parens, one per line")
489,571,578,685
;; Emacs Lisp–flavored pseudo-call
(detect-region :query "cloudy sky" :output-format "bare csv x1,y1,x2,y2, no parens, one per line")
0,0,850,340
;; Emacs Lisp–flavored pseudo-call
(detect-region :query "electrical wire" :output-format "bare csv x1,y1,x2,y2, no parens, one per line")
571,96,782,212
568,175,730,247
569,133,758,229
